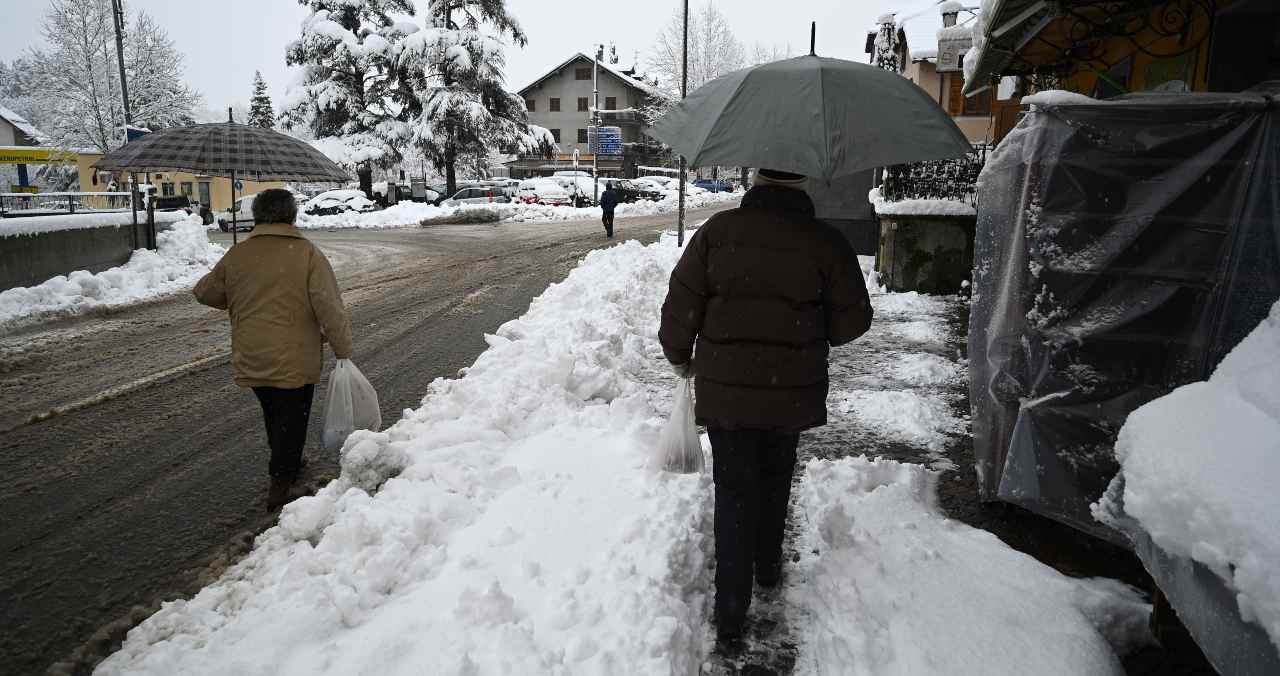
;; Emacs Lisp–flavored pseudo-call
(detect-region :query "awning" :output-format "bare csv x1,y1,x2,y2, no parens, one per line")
963,0,1058,96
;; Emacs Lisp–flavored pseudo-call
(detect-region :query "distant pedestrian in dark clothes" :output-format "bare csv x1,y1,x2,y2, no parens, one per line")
193,189,353,508
659,168,873,641
600,184,620,238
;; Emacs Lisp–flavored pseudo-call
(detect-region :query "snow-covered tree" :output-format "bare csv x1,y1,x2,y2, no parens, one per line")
247,71,275,128
648,1,745,95
283,0,415,197
873,15,906,73
394,0,554,195
20,0,201,153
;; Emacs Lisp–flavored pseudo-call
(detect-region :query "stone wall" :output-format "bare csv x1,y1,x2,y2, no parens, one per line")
876,214,976,294
0,222,149,291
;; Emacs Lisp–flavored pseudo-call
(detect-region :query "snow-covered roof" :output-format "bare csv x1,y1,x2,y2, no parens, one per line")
517,53,668,100
912,49,939,62
0,104,46,144
939,1,965,13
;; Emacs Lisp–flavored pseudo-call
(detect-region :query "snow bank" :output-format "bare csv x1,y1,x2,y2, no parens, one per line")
298,201,448,230
96,236,715,675
0,215,223,330
790,456,1153,675
0,210,186,238
1096,300,1280,650
296,190,741,230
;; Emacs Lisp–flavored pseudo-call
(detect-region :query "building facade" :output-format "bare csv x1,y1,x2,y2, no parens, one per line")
507,53,668,178
75,152,283,212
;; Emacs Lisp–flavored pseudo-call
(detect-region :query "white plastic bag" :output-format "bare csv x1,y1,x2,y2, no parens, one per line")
322,359,382,452
657,378,704,473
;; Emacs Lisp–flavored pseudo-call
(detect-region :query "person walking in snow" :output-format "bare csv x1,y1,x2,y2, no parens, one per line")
600,184,620,238
193,188,353,506
659,168,873,641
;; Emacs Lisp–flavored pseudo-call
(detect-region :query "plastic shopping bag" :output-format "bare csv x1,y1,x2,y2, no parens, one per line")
657,378,704,473
322,359,382,452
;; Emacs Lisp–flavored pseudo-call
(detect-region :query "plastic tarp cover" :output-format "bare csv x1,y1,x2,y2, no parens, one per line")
968,86,1280,543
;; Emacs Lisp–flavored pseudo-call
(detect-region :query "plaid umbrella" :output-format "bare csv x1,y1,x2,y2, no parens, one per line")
93,122,350,182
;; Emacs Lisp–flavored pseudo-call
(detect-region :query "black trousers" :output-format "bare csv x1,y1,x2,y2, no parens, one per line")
252,385,315,479
602,210,615,236
708,427,800,624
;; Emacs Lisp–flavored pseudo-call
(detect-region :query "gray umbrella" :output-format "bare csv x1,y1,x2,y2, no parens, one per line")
93,122,350,182
649,55,971,183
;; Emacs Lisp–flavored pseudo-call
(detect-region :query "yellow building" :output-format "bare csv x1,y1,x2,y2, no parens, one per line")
76,151,283,212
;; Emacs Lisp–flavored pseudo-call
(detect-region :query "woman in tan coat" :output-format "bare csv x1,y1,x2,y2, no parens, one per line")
194,188,352,490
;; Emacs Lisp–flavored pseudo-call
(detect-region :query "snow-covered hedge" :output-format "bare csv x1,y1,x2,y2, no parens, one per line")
0,215,223,329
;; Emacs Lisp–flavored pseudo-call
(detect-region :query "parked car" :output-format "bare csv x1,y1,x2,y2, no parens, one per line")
439,186,513,208
693,178,735,193
154,195,197,214
217,194,258,232
548,175,600,207
430,183,481,206
517,179,572,206
303,189,379,216
604,178,663,203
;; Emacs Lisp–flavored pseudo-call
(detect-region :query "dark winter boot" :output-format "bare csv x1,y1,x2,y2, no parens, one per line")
714,608,746,643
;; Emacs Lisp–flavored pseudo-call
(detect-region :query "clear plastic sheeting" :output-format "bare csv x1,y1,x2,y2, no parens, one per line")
969,84,1280,542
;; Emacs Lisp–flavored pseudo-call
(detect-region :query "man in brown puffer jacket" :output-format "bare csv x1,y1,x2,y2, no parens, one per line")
659,168,873,641
194,189,353,493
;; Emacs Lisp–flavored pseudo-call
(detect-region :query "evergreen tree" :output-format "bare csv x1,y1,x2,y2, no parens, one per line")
247,71,275,128
283,0,415,197
394,0,553,195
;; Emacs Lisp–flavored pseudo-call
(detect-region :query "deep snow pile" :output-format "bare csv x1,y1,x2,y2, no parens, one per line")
1096,300,1280,650
868,186,976,217
789,456,1153,675
297,201,449,230
0,210,187,238
96,235,714,675
0,215,224,330
296,190,742,230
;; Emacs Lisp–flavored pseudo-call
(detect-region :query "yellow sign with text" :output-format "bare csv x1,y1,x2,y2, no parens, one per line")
0,147,76,165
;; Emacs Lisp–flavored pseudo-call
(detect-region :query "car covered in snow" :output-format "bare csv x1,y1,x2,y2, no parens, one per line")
303,189,379,217
548,175,600,207
603,178,663,203
517,179,572,206
438,186,513,208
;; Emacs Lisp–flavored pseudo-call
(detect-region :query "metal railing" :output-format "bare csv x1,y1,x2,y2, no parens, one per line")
880,144,990,206
0,191,133,217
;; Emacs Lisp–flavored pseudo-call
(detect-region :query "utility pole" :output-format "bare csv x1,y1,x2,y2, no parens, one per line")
110,0,131,131
677,0,689,247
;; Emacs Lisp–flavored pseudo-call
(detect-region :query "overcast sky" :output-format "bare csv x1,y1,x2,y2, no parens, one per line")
1,0,953,115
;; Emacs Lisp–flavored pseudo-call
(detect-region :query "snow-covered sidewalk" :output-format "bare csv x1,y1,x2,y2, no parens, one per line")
98,233,1151,675
0,216,224,331
296,190,742,230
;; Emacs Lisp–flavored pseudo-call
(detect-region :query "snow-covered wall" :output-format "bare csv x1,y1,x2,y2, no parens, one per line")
0,212,185,292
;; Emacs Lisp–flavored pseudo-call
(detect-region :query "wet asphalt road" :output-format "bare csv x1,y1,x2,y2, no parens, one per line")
0,206,730,676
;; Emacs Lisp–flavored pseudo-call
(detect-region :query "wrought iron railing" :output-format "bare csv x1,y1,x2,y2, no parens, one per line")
879,144,989,205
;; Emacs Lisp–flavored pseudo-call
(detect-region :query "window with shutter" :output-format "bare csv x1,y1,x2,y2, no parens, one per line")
550,128,561,142
550,98,560,111
605,96,617,110
575,67,591,80
577,128,588,144
525,99,535,111
577,97,589,111
947,74,963,116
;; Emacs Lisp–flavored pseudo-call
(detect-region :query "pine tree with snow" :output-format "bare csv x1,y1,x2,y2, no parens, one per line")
247,71,275,128
283,0,415,198
394,0,554,195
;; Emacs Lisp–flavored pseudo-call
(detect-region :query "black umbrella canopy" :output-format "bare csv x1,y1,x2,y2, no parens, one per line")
93,122,351,182
650,55,972,183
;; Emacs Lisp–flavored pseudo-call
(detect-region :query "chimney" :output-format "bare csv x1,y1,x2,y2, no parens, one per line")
941,1,961,27
942,10,958,28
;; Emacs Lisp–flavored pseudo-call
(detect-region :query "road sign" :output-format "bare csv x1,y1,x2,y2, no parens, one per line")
588,126,623,157
234,180,244,191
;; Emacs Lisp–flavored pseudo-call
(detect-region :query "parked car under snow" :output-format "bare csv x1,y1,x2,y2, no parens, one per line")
304,190,379,216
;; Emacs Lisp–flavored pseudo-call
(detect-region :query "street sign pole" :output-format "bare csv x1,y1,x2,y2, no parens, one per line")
592,46,600,204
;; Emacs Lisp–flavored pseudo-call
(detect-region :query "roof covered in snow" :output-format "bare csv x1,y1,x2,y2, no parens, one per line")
0,104,46,144
516,53,669,100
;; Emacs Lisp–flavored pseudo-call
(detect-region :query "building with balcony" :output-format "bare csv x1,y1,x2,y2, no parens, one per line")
507,53,670,179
